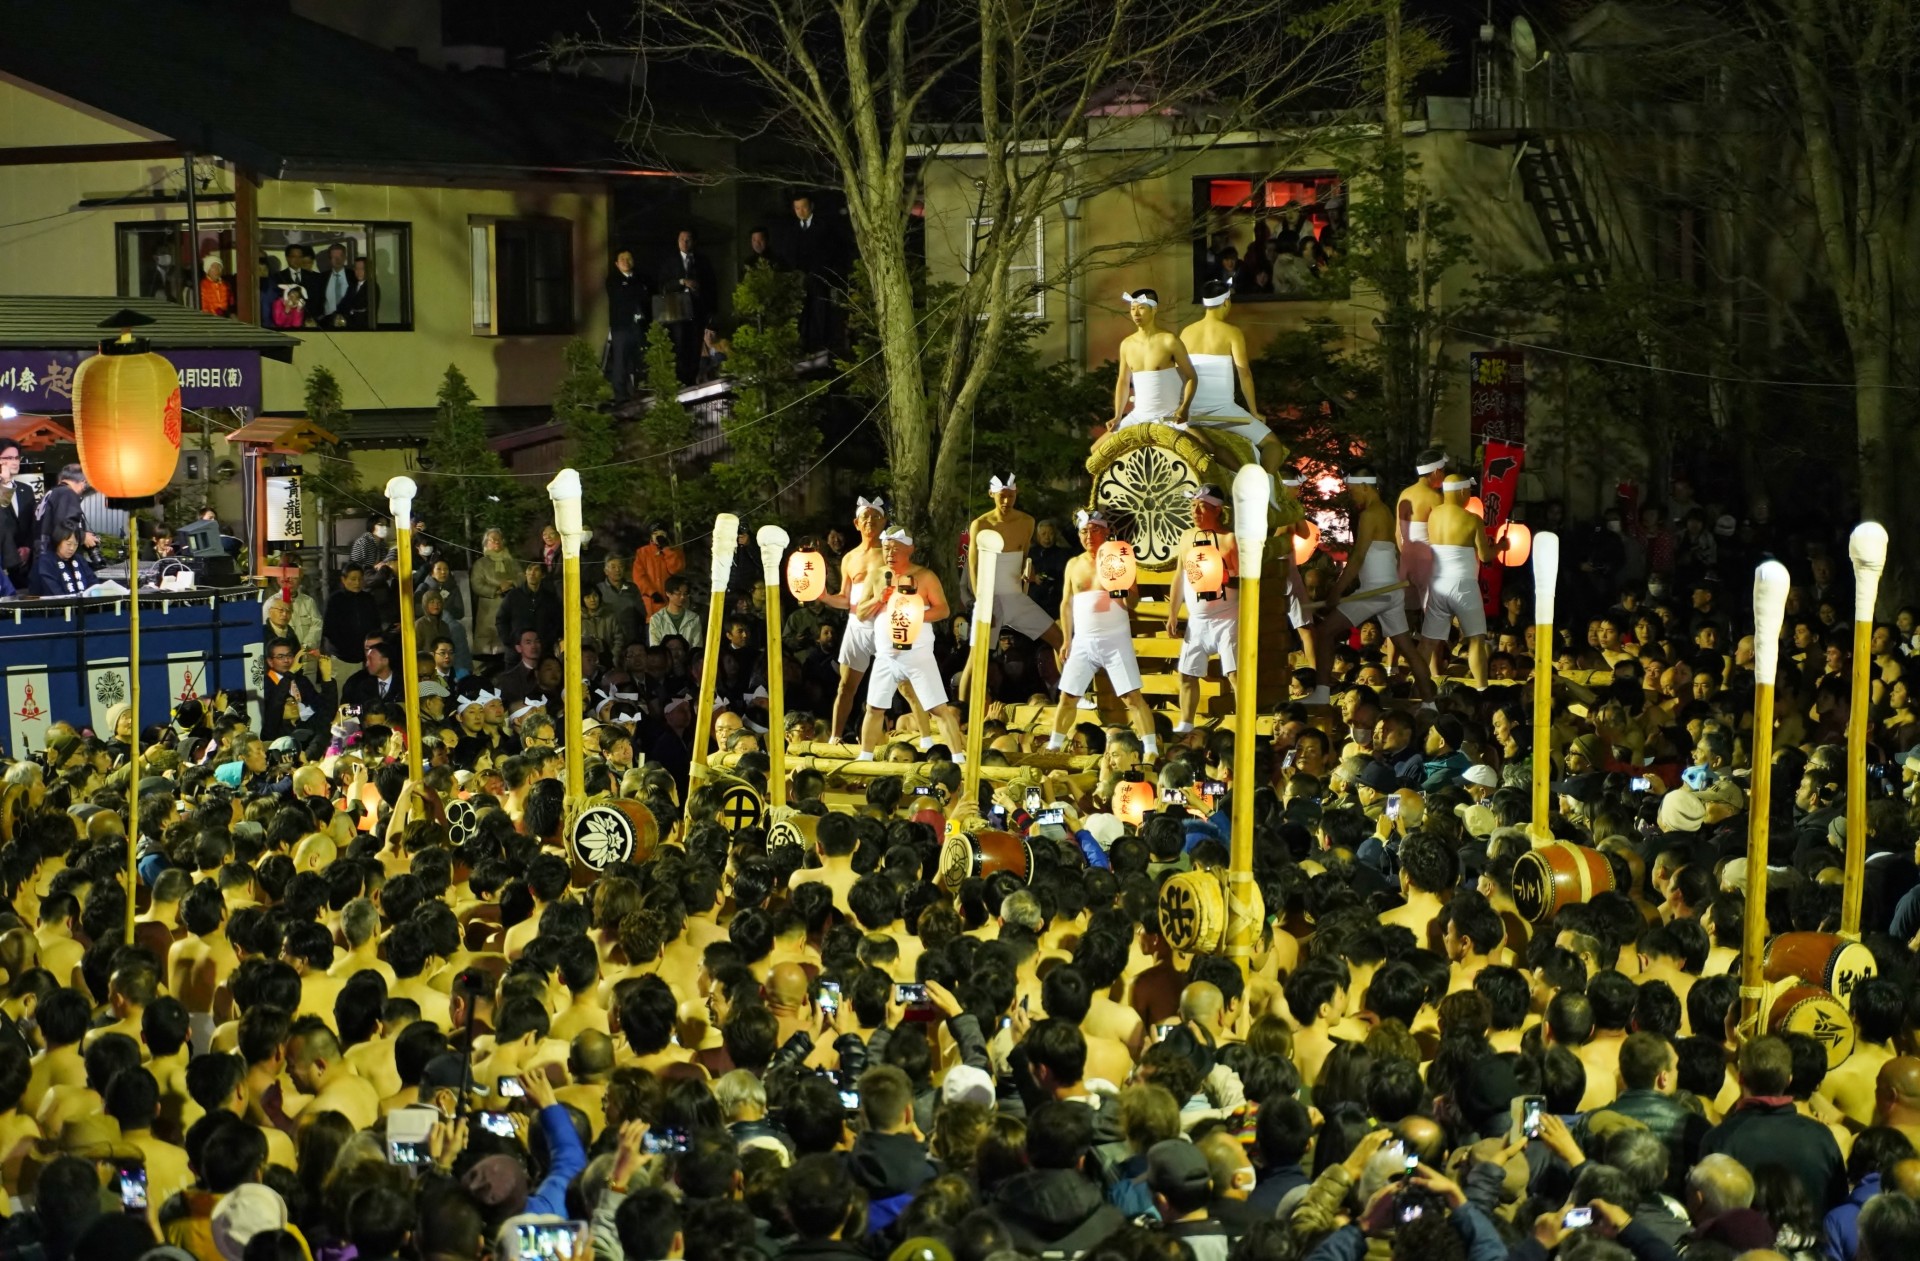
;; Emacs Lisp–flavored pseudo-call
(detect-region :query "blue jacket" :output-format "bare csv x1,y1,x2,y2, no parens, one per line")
1822,1173,1878,1261
1303,1203,1504,1261
527,1103,588,1218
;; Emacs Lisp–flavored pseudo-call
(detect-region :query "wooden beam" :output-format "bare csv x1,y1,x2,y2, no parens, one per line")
0,141,183,167
234,168,260,326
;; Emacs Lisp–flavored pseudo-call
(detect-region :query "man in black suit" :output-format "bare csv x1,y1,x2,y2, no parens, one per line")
261,637,336,743
339,638,405,712
742,226,779,278
605,248,648,401
272,245,324,325
776,195,843,351
314,244,357,328
0,440,36,587
37,464,93,555
658,229,716,386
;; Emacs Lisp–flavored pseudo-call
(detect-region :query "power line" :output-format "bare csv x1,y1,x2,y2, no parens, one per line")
1441,323,1920,392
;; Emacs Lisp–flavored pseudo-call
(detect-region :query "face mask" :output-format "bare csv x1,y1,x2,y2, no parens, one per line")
1605,521,1621,534
374,525,388,538
155,253,173,266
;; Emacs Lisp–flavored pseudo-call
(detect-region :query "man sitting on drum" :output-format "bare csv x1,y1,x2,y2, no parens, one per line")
1046,511,1162,760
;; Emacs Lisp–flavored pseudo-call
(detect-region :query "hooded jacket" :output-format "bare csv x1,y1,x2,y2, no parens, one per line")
990,1168,1126,1255
847,1130,936,1230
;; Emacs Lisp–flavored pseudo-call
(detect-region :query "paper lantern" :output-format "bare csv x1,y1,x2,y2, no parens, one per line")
72,326,182,499
785,547,827,603
1113,779,1156,826
1184,537,1227,600
1095,539,1137,594
1465,496,1485,519
1496,521,1532,568
1292,520,1321,566
887,589,926,647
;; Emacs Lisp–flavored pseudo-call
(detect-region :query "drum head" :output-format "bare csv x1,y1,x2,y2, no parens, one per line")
572,801,653,871
938,832,976,892
1511,850,1552,922
445,798,477,846
1775,989,1856,1069
1158,874,1216,953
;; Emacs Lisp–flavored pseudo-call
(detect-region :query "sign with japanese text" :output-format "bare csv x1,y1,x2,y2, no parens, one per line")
1477,441,1526,616
1469,351,1526,446
0,349,260,412
265,474,304,544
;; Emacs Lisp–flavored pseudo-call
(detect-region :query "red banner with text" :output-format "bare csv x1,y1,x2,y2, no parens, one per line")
1478,441,1525,616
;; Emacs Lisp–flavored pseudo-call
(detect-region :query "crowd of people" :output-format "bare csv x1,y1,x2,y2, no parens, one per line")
3,448,1920,1261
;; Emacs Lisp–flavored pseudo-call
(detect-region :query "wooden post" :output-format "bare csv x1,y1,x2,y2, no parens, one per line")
756,526,791,810
1742,561,1791,1032
962,531,1004,811
549,471,587,801
125,511,140,940
1841,523,1886,936
689,513,739,783
1226,466,1270,976
1530,532,1560,843
385,478,423,782
234,167,260,326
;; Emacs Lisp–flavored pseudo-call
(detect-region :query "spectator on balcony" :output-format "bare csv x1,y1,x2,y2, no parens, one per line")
777,194,846,352
36,464,93,555
272,245,323,316
332,258,370,330
31,528,95,597
199,257,233,317
658,229,715,386
605,248,648,403
742,226,778,277
316,244,357,328
271,284,309,329
347,517,390,569
141,246,187,304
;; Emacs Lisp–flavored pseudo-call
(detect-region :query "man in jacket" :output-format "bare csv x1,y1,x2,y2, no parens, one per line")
845,1066,935,1232
1700,1035,1846,1210
779,1156,871,1261
1603,1033,1708,1191
657,229,715,384
260,639,335,744
991,1103,1127,1254
605,249,649,402
630,525,685,620
36,464,93,554
0,440,35,586
322,565,384,683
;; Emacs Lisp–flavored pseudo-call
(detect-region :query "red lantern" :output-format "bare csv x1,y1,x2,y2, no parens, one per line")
1095,539,1137,594
1496,521,1532,568
1465,496,1485,519
1184,536,1227,600
1292,520,1321,566
1113,779,1156,826
888,588,926,647
786,547,826,602
72,322,182,499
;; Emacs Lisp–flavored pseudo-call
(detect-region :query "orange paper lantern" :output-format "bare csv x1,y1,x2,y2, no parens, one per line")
887,588,926,647
72,329,182,499
785,547,827,602
1292,520,1321,566
1184,536,1227,599
1465,496,1485,519
1496,521,1532,568
1113,778,1156,826
1095,539,1137,594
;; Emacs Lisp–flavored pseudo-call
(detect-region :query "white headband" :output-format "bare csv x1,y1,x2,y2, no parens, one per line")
455,697,483,714
989,474,1016,493
856,496,885,515
510,700,545,720
1122,292,1158,308
1201,289,1232,308
1185,487,1226,506
880,527,915,547
1346,476,1377,485
1443,478,1475,492
476,689,501,705
1415,458,1447,475
1075,510,1107,528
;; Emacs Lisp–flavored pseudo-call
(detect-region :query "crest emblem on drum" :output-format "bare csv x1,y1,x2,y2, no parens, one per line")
720,785,765,833
572,805,636,870
768,819,806,853
445,799,477,846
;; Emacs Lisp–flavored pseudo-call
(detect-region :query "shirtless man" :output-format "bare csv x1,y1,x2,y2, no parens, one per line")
858,529,965,758
1046,512,1161,759
168,881,239,1014
1396,446,1448,635
285,1020,381,1130
1314,464,1433,701
788,813,859,913
822,497,927,744
1107,289,1195,432
959,475,1063,696
1180,280,1281,472
1423,473,1496,688
1166,485,1241,733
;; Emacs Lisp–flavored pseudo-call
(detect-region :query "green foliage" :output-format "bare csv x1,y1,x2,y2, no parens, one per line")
623,323,698,537
714,264,823,513
553,339,619,522
299,364,361,516
422,364,527,542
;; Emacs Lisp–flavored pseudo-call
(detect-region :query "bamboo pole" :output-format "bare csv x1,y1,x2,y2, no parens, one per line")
1226,467,1270,976
689,513,739,784
1529,532,1560,843
962,531,1004,811
757,526,791,810
548,471,587,801
384,478,423,783
125,512,140,940
1742,561,1791,1033
1841,523,1887,937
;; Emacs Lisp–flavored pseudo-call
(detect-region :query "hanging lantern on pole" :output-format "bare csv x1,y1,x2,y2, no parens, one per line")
1096,539,1137,594
1496,521,1532,567
785,545,827,603
888,588,927,647
1184,534,1227,600
1292,519,1321,567
73,310,182,499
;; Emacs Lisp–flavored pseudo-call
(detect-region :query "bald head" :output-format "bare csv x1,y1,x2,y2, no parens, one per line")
1890,1159,1920,1199
1879,1057,1920,1121
293,833,338,873
1398,1115,1445,1165
1198,1130,1254,1199
570,1030,614,1080
766,963,810,1010
1179,982,1223,1031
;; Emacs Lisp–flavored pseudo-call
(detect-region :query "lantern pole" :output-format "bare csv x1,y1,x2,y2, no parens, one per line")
1842,523,1888,938
1227,467,1269,979
963,531,1004,812
548,470,588,802
1742,561,1791,1034
756,525,791,810
126,510,140,941
690,513,740,785
384,478,423,783
1529,533,1560,844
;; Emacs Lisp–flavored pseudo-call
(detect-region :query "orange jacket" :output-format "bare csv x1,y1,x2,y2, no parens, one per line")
631,543,686,617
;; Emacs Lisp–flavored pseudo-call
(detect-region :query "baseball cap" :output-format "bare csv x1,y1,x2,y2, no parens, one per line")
1357,762,1400,794
941,1064,995,1109
1657,788,1706,833
1456,1057,1519,1137
1145,1139,1211,1198
1551,772,1604,804
418,680,449,701
1462,764,1499,790
212,1183,289,1261
1567,733,1605,767
1698,778,1746,812
1456,804,1498,839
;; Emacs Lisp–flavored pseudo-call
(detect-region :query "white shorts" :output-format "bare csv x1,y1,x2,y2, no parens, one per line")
1400,540,1434,608
867,643,948,710
1287,568,1311,630
1179,614,1238,677
1339,588,1410,638
1423,573,1488,640
839,616,876,672
1060,630,1144,697
992,590,1058,643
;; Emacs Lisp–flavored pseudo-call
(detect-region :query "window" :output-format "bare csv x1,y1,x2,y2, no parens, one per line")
115,220,413,330
966,217,1045,319
1191,173,1348,301
470,218,575,336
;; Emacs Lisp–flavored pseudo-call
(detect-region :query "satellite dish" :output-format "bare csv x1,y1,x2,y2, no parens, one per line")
1510,15,1549,70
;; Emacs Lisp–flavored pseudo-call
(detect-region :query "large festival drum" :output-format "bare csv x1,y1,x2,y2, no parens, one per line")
1511,842,1616,922
1159,870,1227,954
1765,980,1855,1068
570,798,659,885
1085,424,1301,571
937,828,1033,893
1764,932,1878,1007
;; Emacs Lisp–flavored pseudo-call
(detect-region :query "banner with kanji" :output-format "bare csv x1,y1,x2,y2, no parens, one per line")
1470,351,1526,446
1478,441,1525,616
5,669,49,757
265,475,304,544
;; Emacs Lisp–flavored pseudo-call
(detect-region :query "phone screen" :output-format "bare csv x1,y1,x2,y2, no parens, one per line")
895,983,929,1006
480,1111,518,1138
497,1075,525,1099
1563,1208,1593,1229
1024,788,1043,812
513,1221,588,1261
818,981,840,1015
1630,776,1651,792
989,804,1008,828
1038,807,1065,826
388,1138,430,1167
1167,788,1186,805
1386,795,1401,819
118,1165,148,1211
838,1089,860,1111
1522,1096,1544,1138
